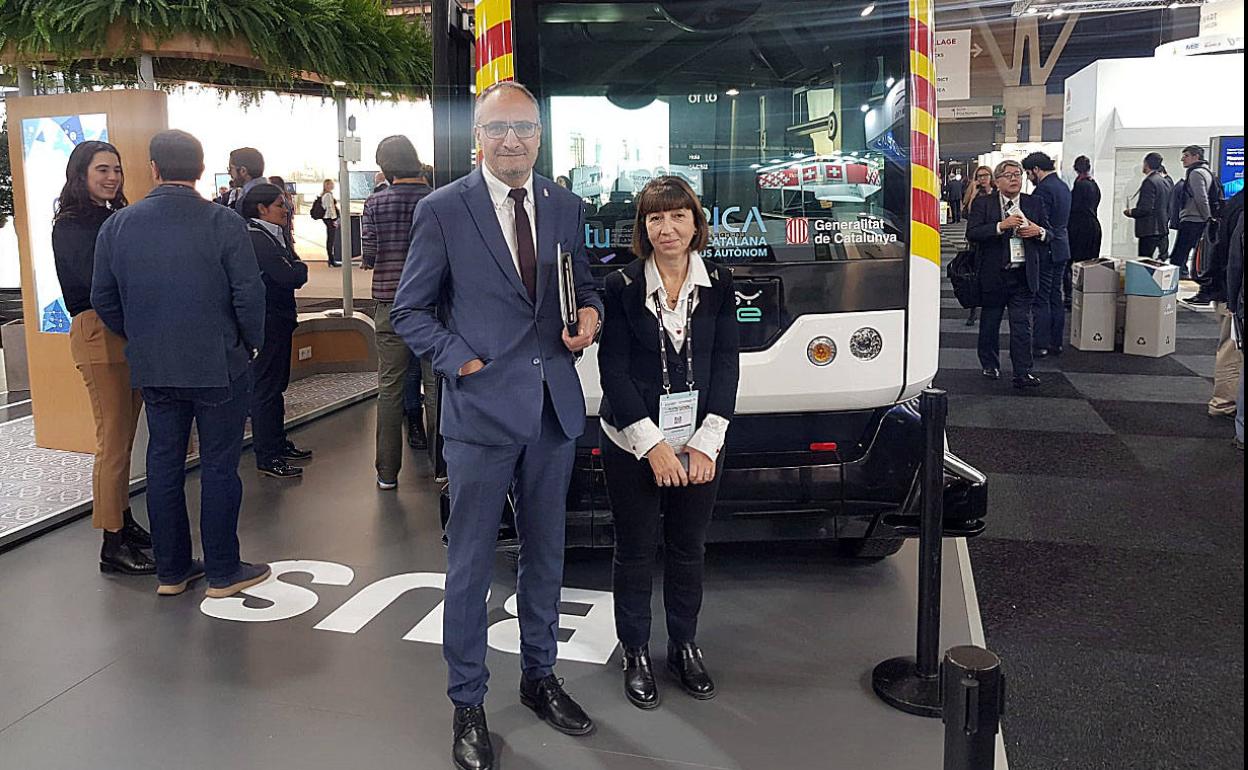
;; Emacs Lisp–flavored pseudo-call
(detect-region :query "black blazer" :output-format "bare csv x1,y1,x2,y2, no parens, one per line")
967,193,1046,302
598,257,740,436
247,221,308,325
1128,172,1171,238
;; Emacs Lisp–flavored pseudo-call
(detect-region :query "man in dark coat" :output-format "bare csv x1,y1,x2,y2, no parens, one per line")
966,159,1050,388
1125,152,1172,259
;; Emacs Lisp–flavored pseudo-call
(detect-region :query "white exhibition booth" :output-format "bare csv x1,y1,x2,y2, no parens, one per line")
1063,52,1245,257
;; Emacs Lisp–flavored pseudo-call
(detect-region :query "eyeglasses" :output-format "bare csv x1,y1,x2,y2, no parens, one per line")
976,172,992,179
996,172,1023,180
476,121,540,140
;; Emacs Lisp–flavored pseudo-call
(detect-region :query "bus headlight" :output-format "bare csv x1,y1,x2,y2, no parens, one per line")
807,336,837,366
850,327,883,360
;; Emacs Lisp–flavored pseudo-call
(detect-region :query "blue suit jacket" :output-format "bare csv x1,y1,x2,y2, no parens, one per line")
1034,173,1072,264
390,169,604,446
92,184,266,388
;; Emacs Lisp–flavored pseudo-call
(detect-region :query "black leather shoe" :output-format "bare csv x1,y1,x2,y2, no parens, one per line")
1049,346,1063,356
622,646,660,710
452,706,494,770
258,459,303,479
667,641,716,700
282,442,313,462
1033,348,1050,359
406,411,428,450
121,508,152,549
981,368,1000,380
520,675,594,736
100,530,156,575
1013,374,1042,389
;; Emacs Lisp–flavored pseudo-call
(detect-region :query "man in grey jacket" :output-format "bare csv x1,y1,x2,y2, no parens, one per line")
1170,145,1216,292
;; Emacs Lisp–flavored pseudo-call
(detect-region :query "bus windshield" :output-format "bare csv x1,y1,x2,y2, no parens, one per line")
534,0,910,267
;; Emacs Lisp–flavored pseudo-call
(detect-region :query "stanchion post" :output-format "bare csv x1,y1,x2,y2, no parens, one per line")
942,645,1005,770
916,387,947,677
871,387,948,717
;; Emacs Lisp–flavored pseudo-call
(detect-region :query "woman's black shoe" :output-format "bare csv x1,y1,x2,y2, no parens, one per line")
667,641,716,700
258,459,303,479
622,646,660,710
100,530,156,575
121,508,152,549
282,442,313,462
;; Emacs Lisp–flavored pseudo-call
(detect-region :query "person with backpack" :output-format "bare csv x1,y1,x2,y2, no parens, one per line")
1170,145,1221,302
312,179,341,266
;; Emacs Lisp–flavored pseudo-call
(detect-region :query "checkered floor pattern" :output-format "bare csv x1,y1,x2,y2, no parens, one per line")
936,223,1244,769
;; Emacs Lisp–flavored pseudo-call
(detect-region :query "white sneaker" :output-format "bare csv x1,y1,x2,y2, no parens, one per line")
377,476,398,490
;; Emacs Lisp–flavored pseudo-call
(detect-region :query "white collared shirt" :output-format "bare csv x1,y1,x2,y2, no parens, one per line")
481,164,537,279
601,253,731,462
249,217,286,246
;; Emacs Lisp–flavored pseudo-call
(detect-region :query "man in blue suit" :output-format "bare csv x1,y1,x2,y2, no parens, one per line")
1024,152,1072,357
390,81,603,770
92,130,272,599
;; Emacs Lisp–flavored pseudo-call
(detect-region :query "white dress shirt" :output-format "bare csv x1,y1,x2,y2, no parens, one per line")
481,164,537,279
601,254,732,462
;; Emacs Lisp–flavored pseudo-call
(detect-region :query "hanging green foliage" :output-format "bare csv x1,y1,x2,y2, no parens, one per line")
0,0,432,98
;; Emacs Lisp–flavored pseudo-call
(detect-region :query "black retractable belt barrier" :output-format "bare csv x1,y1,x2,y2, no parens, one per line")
871,387,947,718
942,645,1005,770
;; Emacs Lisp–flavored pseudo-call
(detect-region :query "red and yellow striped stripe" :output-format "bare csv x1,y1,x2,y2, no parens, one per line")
909,0,940,266
475,0,515,93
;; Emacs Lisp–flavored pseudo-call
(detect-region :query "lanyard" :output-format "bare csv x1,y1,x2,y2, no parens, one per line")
654,292,695,394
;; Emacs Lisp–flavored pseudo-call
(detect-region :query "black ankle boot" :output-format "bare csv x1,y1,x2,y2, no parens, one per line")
100,530,156,575
622,645,660,710
407,409,428,450
121,509,152,549
667,640,716,700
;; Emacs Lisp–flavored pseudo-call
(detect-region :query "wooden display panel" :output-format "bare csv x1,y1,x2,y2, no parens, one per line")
6,90,168,452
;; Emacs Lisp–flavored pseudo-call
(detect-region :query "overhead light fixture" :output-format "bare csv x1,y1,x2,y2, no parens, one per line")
791,151,807,158
184,81,202,88
332,80,347,87
860,103,871,113
1052,6,1064,15
380,90,393,97
749,163,762,169
886,76,896,88
726,88,740,96
861,3,876,17
1026,6,1039,14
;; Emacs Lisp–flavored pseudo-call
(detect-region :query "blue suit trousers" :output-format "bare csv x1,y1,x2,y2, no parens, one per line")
441,387,576,707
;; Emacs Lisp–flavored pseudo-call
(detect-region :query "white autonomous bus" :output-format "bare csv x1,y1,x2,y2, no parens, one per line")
431,0,987,557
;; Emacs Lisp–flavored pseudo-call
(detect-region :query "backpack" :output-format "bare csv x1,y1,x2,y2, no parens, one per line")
947,248,981,309
310,194,326,220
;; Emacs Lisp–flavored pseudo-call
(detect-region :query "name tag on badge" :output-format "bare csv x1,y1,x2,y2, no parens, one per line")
658,390,698,451
1010,237,1026,263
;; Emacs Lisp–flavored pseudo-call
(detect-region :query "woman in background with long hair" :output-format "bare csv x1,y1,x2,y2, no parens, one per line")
962,166,996,325
52,140,154,575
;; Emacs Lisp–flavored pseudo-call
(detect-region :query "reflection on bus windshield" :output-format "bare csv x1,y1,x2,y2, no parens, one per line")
538,1,909,266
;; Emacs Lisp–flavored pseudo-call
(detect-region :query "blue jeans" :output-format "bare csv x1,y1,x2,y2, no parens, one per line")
142,371,251,583
1032,259,1066,352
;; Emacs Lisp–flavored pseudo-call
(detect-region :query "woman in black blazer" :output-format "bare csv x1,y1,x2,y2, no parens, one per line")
598,176,740,710
240,184,311,479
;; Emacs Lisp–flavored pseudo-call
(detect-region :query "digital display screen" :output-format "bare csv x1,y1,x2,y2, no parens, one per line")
21,113,110,334
1216,136,1244,197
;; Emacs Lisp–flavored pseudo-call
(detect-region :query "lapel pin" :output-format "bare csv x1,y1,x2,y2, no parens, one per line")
543,187,549,198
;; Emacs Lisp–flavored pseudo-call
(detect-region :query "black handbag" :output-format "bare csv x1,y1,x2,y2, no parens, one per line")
947,247,981,309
